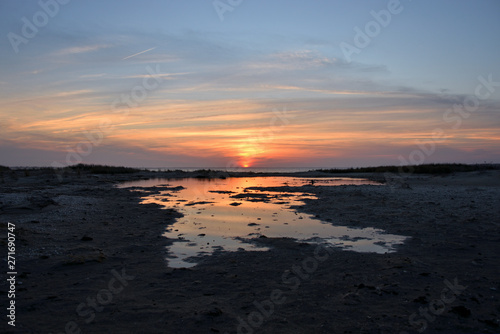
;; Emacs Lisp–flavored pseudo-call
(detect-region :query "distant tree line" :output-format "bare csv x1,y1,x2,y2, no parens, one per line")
0,164,142,175
317,163,499,174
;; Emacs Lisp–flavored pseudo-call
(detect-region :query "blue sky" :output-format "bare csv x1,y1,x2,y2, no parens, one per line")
1,0,499,167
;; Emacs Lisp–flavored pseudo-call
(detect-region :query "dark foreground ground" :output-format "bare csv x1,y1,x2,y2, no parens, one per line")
0,169,499,333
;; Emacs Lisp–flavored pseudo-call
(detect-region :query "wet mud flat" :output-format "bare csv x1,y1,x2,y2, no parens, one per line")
0,169,499,333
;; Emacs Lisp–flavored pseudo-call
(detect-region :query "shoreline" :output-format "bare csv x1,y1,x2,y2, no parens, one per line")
1,169,499,333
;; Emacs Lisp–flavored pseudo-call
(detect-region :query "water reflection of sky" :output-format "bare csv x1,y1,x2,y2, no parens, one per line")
118,177,407,268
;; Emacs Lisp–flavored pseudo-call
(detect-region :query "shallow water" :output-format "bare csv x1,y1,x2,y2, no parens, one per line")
119,177,407,267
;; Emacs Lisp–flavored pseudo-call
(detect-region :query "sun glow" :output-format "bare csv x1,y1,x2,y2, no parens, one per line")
236,141,262,169
238,159,252,168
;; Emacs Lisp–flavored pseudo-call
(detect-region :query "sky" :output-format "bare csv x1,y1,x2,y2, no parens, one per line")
0,0,499,168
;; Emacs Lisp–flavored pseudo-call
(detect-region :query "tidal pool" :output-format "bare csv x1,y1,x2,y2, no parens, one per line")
119,177,407,267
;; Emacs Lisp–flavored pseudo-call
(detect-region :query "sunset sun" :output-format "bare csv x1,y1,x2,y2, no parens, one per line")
238,159,252,168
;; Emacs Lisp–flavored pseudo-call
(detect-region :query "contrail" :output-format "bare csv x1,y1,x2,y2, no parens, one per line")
122,47,157,60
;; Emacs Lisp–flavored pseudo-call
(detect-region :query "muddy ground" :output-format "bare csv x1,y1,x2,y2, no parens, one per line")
0,169,499,333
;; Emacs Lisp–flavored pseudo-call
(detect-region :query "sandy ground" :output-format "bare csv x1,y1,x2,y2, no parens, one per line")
0,169,499,333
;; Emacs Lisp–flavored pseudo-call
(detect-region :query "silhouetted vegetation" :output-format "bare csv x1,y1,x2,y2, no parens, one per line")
0,165,10,171
318,163,500,175
68,164,141,174
194,169,232,179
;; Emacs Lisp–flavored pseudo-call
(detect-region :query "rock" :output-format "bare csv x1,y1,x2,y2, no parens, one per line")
413,296,428,304
205,307,223,317
450,305,471,317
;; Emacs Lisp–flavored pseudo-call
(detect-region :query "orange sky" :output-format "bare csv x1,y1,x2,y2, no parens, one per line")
2,87,499,167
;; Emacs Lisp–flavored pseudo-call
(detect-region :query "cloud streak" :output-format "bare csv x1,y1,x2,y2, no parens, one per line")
53,44,112,56
122,46,157,60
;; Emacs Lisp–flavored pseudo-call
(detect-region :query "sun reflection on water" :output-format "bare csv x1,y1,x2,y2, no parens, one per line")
119,177,407,268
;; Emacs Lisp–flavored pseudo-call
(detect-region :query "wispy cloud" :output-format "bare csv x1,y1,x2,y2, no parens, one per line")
122,47,157,60
79,73,106,79
53,44,111,56
122,72,192,79
51,89,95,98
